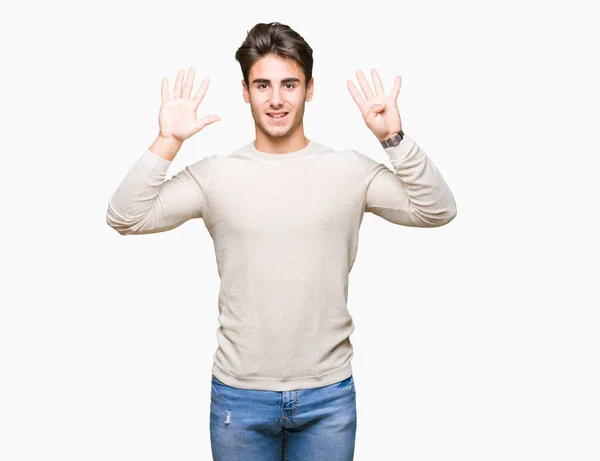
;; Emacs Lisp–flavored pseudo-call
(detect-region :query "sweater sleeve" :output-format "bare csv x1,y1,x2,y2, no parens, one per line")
106,148,213,235
354,134,457,227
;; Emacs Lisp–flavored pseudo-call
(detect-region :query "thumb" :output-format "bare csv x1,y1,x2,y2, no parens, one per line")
194,115,221,133
368,103,386,118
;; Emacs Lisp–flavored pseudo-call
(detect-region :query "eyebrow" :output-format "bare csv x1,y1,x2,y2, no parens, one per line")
251,77,301,85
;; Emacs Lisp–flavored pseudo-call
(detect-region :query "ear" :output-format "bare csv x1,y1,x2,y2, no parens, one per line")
305,77,314,102
242,79,250,104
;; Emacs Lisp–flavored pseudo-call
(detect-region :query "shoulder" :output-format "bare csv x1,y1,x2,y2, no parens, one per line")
184,152,220,185
308,141,387,181
349,149,388,182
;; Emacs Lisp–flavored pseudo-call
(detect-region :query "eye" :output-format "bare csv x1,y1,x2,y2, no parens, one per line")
285,83,295,89
258,84,268,89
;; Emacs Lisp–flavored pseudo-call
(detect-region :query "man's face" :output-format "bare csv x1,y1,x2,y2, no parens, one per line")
242,53,314,140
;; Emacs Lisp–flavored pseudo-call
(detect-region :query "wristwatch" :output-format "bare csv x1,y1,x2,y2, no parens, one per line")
380,130,404,148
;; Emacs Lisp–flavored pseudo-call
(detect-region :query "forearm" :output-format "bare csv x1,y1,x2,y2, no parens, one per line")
105,149,174,234
383,136,457,226
362,134,457,227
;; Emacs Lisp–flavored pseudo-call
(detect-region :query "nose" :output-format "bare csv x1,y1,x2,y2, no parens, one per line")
270,87,283,107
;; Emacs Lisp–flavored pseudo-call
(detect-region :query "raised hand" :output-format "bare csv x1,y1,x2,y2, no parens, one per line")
158,67,221,142
346,69,403,142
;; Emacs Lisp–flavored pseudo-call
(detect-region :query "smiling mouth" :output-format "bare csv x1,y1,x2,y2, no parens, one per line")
267,112,289,120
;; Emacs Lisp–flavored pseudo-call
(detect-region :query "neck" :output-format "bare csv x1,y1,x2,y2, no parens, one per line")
253,124,309,154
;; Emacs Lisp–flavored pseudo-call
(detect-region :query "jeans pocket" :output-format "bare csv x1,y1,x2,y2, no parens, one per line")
335,375,354,392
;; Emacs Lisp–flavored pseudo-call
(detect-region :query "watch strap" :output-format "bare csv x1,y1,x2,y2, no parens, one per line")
380,130,404,148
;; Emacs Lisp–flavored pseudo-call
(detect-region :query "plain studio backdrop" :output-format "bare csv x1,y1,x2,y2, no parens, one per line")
1,0,598,460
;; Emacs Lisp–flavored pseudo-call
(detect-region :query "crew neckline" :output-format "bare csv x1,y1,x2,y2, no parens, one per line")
249,139,314,160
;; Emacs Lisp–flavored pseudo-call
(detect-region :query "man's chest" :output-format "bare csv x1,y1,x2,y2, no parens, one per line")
203,163,365,241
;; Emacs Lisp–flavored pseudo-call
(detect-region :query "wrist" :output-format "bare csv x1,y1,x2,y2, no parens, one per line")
378,129,402,141
379,130,404,148
157,134,184,145
150,135,183,161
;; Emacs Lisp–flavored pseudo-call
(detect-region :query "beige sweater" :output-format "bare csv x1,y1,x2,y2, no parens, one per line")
106,134,457,391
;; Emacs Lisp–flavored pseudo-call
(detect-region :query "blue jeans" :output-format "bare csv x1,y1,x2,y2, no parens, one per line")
209,374,357,460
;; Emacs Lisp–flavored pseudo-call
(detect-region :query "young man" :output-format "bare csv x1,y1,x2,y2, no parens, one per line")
106,22,457,461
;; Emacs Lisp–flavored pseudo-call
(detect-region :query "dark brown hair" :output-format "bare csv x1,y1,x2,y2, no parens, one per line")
235,22,313,90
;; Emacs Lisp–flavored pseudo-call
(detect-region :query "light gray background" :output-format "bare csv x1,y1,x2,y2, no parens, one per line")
1,0,598,460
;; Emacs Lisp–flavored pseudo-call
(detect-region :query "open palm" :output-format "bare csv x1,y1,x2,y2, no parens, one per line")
159,67,220,142
346,69,403,142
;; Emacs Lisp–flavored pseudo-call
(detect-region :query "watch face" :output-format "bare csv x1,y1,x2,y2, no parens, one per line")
390,133,403,146
381,132,404,147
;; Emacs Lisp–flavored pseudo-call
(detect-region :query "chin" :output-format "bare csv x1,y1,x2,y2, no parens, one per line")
260,122,293,137
266,129,291,138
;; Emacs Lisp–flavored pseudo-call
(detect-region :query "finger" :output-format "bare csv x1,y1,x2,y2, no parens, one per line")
161,78,169,102
194,114,221,133
181,67,195,99
173,69,184,99
192,78,210,108
391,75,402,100
368,103,386,118
356,70,374,100
346,80,365,106
370,69,384,96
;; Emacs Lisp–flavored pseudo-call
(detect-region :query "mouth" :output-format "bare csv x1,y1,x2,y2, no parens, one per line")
267,112,289,121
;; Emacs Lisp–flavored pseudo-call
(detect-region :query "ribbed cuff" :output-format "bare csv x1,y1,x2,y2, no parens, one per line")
382,133,416,163
140,148,172,172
